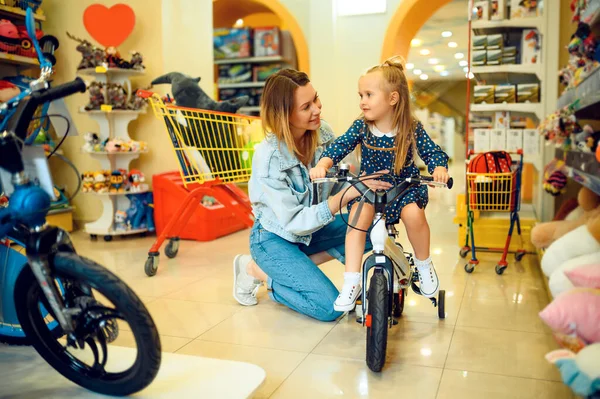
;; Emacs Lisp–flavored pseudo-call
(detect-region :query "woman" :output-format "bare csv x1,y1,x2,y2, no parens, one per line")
233,69,391,322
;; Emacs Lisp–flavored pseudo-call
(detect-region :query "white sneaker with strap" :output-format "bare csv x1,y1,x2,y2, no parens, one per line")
415,257,439,298
232,254,262,306
334,272,362,312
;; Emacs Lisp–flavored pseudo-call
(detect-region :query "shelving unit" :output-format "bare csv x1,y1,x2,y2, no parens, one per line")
77,67,149,241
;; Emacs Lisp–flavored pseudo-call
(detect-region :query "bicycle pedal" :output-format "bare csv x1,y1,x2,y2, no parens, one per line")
355,315,363,324
430,297,437,307
392,318,399,326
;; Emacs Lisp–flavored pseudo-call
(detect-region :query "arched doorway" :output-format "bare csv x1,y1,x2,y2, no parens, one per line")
381,0,453,62
213,0,310,74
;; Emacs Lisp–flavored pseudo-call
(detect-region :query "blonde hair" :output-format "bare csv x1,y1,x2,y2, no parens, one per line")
364,55,417,174
260,69,318,166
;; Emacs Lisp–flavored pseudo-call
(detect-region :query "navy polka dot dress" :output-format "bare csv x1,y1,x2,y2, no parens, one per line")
322,119,449,224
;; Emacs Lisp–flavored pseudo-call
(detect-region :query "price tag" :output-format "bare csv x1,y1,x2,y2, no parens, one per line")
95,65,107,73
100,104,113,112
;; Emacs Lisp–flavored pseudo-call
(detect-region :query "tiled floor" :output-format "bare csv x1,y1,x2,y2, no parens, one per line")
1,165,573,398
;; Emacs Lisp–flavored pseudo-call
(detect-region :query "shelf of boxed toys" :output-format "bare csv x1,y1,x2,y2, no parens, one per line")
470,102,544,119
471,64,542,82
471,16,543,31
218,82,266,89
214,55,287,65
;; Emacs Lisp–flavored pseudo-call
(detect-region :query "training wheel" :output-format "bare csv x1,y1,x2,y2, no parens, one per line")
438,290,446,319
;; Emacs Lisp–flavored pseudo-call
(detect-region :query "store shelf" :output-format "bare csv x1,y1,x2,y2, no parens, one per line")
0,4,45,21
556,66,600,117
472,64,542,82
556,148,600,196
85,189,150,196
48,206,73,216
214,56,286,65
471,17,543,30
77,67,145,79
470,103,543,118
0,51,39,68
79,108,147,115
218,82,266,89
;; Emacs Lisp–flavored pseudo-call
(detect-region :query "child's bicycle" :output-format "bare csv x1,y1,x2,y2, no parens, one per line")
0,8,161,397
313,165,452,372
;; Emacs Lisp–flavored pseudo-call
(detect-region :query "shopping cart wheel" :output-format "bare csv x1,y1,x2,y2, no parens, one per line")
495,264,507,275
145,256,159,277
393,289,405,318
103,235,113,242
165,238,180,259
464,264,475,273
437,290,446,319
515,251,526,262
459,247,470,258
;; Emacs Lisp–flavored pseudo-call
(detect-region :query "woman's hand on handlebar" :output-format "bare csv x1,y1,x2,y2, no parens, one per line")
309,165,328,180
349,170,393,196
432,166,450,186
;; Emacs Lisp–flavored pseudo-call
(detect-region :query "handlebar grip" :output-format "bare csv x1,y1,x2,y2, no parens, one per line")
447,177,453,189
37,77,87,104
312,183,319,205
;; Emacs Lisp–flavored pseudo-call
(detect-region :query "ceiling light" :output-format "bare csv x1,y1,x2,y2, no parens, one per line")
413,69,422,75
442,31,453,38
420,74,429,80
440,71,449,77
420,49,431,56
448,41,458,48
459,60,468,66
433,65,445,72
411,38,422,47
428,58,439,65
234,18,244,27
405,63,414,70
455,52,465,59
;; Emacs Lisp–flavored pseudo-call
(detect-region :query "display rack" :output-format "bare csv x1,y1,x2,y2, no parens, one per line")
78,67,148,241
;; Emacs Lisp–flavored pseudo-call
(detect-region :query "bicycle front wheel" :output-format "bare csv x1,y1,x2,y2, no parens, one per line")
366,272,389,372
14,252,161,396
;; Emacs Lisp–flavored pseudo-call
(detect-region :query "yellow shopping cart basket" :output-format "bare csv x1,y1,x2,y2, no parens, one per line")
139,90,261,276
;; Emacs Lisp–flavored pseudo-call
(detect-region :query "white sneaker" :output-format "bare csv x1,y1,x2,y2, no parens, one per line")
233,254,262,306
417,263,439,298
334,281,362,312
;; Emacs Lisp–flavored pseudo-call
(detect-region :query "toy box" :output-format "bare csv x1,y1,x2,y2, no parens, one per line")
510,0,539,18
254,27,280,57
521,29,542,64
254,63,282,82
490,129,507,150
473,35,487,50
472,50,487,66
487,34,503,50
522,129,539,154
487,49,503,65
474,85,495,104
495,85,516,103
473,1,490,20
506,129,524,152
474,129,491,152
218,63,253,84
490,0,507,20
502,56,517,64
214,28,252,59
517,83,540,103
495,111,511,129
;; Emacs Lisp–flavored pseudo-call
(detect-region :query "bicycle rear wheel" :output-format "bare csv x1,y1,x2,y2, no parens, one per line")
366,272,389,372
14,252,161,396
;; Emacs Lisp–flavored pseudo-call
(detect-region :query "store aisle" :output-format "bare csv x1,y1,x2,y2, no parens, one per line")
56,162,571,399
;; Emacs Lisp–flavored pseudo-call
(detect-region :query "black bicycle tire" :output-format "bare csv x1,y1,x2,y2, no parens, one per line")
366,272,389,372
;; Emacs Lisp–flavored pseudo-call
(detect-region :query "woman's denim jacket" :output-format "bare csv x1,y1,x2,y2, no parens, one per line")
249,120,338,245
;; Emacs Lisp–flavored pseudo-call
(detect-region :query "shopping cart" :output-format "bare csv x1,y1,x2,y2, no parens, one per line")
459,150,527,275
139,90,261,276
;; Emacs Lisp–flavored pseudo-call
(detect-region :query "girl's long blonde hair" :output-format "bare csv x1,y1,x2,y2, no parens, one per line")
260,69,318,166
364,55,417,174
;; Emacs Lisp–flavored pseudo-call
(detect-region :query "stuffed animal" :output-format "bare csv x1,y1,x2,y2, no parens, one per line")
107,83,127,109
128,169,147,192
81,172,95,193
546,344,600,397
114,210,128,231
82,132,100,152
150,72,249,112
531,186,600,249
547,252,600,297
109,170,125,193
85,82,105,110
125,193,154,231
93,171,109,193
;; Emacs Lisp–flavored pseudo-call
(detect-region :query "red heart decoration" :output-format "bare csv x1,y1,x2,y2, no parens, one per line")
83,4,135,48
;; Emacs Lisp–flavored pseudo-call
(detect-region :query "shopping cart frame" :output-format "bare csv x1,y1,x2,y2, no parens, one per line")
138,90,258,276
459,149,527,275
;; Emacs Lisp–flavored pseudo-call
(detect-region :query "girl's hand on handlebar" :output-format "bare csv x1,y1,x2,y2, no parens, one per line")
432,166,449,186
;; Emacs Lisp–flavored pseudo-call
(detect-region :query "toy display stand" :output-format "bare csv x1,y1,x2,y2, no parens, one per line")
78,66,148,242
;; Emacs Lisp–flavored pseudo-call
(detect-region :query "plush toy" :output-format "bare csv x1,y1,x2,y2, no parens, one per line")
107,83,127,109
546,344,600,397
128,169,147,192
565,264,600,289
109,170,125,193
125,193,154,231
547,252,600,297
93,171,108,193
114,210,128,232
541,212,600,277
81,172,95,193
85,82,105,110
531,186,600,249
151,72,249,112
82,132,99,152
543,162,568,196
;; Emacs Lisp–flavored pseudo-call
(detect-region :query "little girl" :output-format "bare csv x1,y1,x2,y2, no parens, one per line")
310,56,449,311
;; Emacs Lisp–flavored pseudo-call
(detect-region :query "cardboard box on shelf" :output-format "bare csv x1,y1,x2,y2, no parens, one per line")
503,46,517,57
490,129,507,150
473,35,487,50
522,129,539,154
510,0,539,18
502,56,517,64
506,129,524,152
490,0,507,20
254,27,281,57
472,50,487,66
474,129,491,152
474,85,495,104
495,85,516,103
217,63,253,84
517,83,540,103
253,63,282,82
473,0,490,20
521,29,542,65
213,28,252,59
487,34,504,50
495,111,511,129
487,49,503,65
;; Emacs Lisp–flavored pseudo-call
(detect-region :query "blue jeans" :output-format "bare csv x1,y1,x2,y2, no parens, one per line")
250,214,372,322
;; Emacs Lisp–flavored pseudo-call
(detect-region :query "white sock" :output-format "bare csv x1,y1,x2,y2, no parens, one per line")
343,272,361,285
414,257,432,269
